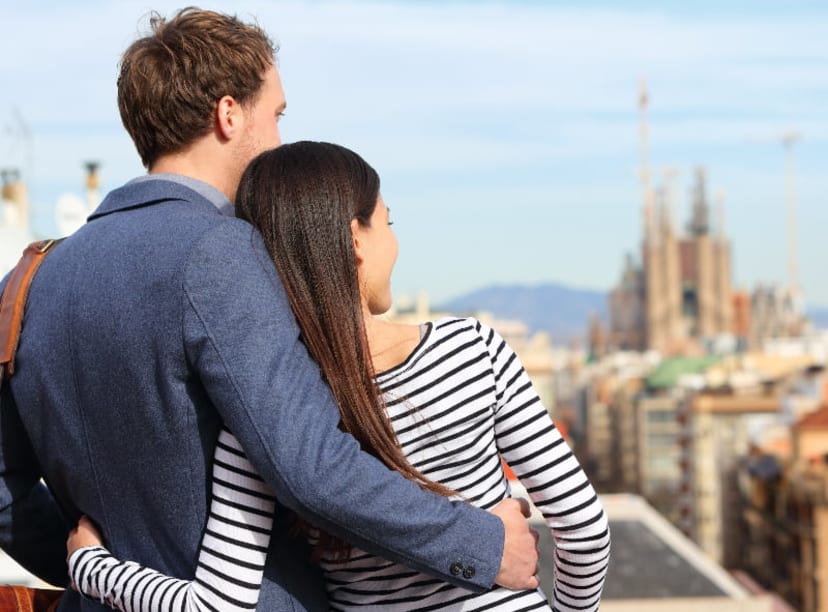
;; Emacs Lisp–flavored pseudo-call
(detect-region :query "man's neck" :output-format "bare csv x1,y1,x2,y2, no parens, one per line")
151,150,236,204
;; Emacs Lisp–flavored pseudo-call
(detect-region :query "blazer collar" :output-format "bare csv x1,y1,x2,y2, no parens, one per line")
88,178,223,222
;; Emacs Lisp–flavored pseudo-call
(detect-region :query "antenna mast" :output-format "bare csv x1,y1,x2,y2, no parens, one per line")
639,78,653,244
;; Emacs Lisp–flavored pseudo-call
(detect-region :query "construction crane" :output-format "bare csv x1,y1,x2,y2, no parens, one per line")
638,77,654,245
781,129,801,295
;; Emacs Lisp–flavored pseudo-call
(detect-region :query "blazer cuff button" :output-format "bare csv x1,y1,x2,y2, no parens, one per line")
449,561,463,576
463,565,475,579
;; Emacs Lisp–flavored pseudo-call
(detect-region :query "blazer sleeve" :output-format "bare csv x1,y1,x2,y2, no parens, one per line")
0,381,71,588
181,221,503,591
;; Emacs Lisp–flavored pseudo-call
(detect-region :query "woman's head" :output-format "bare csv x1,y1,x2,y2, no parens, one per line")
236,141,396,316
236,143,451,533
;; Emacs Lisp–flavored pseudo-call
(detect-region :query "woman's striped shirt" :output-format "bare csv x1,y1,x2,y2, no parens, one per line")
70,317,610,611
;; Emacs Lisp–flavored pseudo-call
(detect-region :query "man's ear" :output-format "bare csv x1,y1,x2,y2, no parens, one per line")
351,218,364,264
216,95,240,140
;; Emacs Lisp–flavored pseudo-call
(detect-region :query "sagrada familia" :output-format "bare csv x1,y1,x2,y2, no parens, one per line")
608,166,734,354
606,82,804,355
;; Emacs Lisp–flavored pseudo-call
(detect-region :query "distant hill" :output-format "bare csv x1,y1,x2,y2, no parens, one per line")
438,284,828,342
439,283,607,343
809,306,828,330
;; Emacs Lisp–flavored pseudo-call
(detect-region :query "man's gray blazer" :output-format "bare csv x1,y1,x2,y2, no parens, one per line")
0,179,504,610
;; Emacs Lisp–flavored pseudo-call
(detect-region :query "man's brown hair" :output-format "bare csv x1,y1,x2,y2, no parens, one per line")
118,7,276,168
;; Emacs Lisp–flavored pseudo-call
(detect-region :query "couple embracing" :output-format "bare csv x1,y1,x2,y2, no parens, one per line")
0,8,609,611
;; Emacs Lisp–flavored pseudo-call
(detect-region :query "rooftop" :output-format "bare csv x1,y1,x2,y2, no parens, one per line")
598,494,780,611
795,403,828,429
645,355,721,390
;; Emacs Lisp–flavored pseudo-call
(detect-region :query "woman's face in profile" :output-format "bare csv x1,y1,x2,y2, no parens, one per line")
353,194,398,315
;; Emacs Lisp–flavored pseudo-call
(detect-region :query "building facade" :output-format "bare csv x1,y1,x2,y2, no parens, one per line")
740,399,828,612
1,169,35,275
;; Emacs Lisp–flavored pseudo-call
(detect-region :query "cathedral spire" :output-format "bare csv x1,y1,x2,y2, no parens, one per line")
687,166,710,236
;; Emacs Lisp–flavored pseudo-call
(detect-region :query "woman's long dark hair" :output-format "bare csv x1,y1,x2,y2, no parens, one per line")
235,142,453,542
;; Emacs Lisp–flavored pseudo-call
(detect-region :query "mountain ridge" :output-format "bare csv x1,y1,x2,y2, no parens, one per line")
438,282,607,343
438,282,828,343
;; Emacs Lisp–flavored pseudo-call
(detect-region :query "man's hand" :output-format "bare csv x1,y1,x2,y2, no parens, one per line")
491,498,540,590
66,516,103,563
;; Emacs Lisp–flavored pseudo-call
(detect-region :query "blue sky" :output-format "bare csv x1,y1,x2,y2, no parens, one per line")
2,1,827,307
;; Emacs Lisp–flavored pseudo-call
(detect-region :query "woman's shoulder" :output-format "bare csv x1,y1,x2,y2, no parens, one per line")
428,316,495,341
428,318,517,365
428,315,479,333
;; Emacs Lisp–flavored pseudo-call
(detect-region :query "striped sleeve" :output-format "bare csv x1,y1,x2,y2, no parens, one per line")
68,428,275,612
477,320,611,612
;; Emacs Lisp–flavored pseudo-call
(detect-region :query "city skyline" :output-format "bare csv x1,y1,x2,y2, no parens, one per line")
2,1,827,305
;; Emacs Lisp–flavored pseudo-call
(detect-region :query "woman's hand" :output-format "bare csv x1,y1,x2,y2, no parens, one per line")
67,515,103,562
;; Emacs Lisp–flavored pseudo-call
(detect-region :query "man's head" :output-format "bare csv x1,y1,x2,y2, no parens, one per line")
118,7,279,171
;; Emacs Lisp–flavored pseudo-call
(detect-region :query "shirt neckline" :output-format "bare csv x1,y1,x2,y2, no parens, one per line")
374,321,433,378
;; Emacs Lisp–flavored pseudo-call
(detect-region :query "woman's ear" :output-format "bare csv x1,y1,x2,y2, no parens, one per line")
216,95,239,140
350,218,364,265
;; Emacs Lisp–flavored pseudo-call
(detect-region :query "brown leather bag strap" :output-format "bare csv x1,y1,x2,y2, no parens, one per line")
11,585,35,612
0,584,64,611
0,239,62,382
0,239,67,609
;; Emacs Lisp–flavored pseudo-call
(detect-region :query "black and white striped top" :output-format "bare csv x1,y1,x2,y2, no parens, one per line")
70,318,610,611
